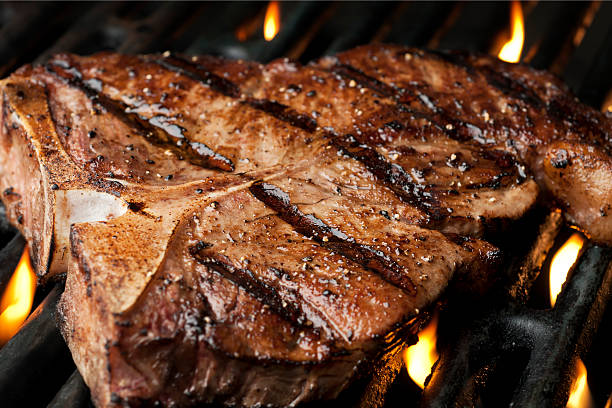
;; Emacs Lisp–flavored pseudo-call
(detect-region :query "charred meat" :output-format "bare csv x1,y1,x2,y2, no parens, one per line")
0,44,610,407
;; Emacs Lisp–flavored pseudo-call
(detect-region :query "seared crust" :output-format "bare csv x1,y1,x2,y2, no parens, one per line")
1,44,610,407
330,45,612,241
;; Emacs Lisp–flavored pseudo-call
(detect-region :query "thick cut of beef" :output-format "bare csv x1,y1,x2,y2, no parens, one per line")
0,44,610,407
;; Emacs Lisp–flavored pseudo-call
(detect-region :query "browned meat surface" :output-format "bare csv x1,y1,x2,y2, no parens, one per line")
0,44,610,407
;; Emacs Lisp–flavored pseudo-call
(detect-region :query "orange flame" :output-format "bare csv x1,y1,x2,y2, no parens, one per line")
403,314,439,389
0,247,36,345
549,233,585,307
498,1,524,63
566,359,593,408
264,1,280,41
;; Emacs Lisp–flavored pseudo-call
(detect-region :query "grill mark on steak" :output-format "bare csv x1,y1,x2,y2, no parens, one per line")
331,63,398,98
426,50,606,147
149,54,241,98
329,60,533,188
44,60,234,172
151,55,319,133
329,62,487,144
249,181,418,295
330,133,442,221
426,49,610,143
153,54,444,218
464,172,514,190
150,54,521,225
244,99,318,133
429,50,544,109
189,241,317,330
467,149,524,189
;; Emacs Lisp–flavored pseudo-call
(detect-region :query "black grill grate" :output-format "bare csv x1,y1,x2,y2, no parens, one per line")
0,2,611,407
422,227,612,408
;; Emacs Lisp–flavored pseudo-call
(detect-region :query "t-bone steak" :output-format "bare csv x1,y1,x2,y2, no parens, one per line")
0,44,611,407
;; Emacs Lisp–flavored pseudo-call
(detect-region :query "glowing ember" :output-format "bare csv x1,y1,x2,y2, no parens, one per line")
498,1,524,63
263,1,280,41
549,233,585,307
0,246,36,345
566,359,593,408
403,314,439,389
236,27,248,42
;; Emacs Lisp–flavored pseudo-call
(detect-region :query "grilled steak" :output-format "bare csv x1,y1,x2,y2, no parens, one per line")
0,44,610,407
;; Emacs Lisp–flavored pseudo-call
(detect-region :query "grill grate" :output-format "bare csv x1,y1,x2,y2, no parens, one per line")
0,2,611,407
423,231,612,408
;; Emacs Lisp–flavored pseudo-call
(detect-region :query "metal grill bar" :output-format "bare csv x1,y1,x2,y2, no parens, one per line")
47,370,90,408
563,2,612,107
379,2,454,47
175,2,264,57
0,285,73,407
421,244,612,408
301,1,395,58
36,2,199,61
523,2,590,70
0,205,17,248
435,2,507,52
0,3,90,77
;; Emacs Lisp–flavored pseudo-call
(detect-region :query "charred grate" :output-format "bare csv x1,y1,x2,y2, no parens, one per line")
422,217,612,408
0,2,611,407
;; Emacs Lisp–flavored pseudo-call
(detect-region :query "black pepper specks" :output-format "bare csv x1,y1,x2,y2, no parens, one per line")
384,120,404,131
50,183,59,190
551,149,569,169
127,202,144,212
88,130,97,138
194,240,213,251
287,84,302,93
